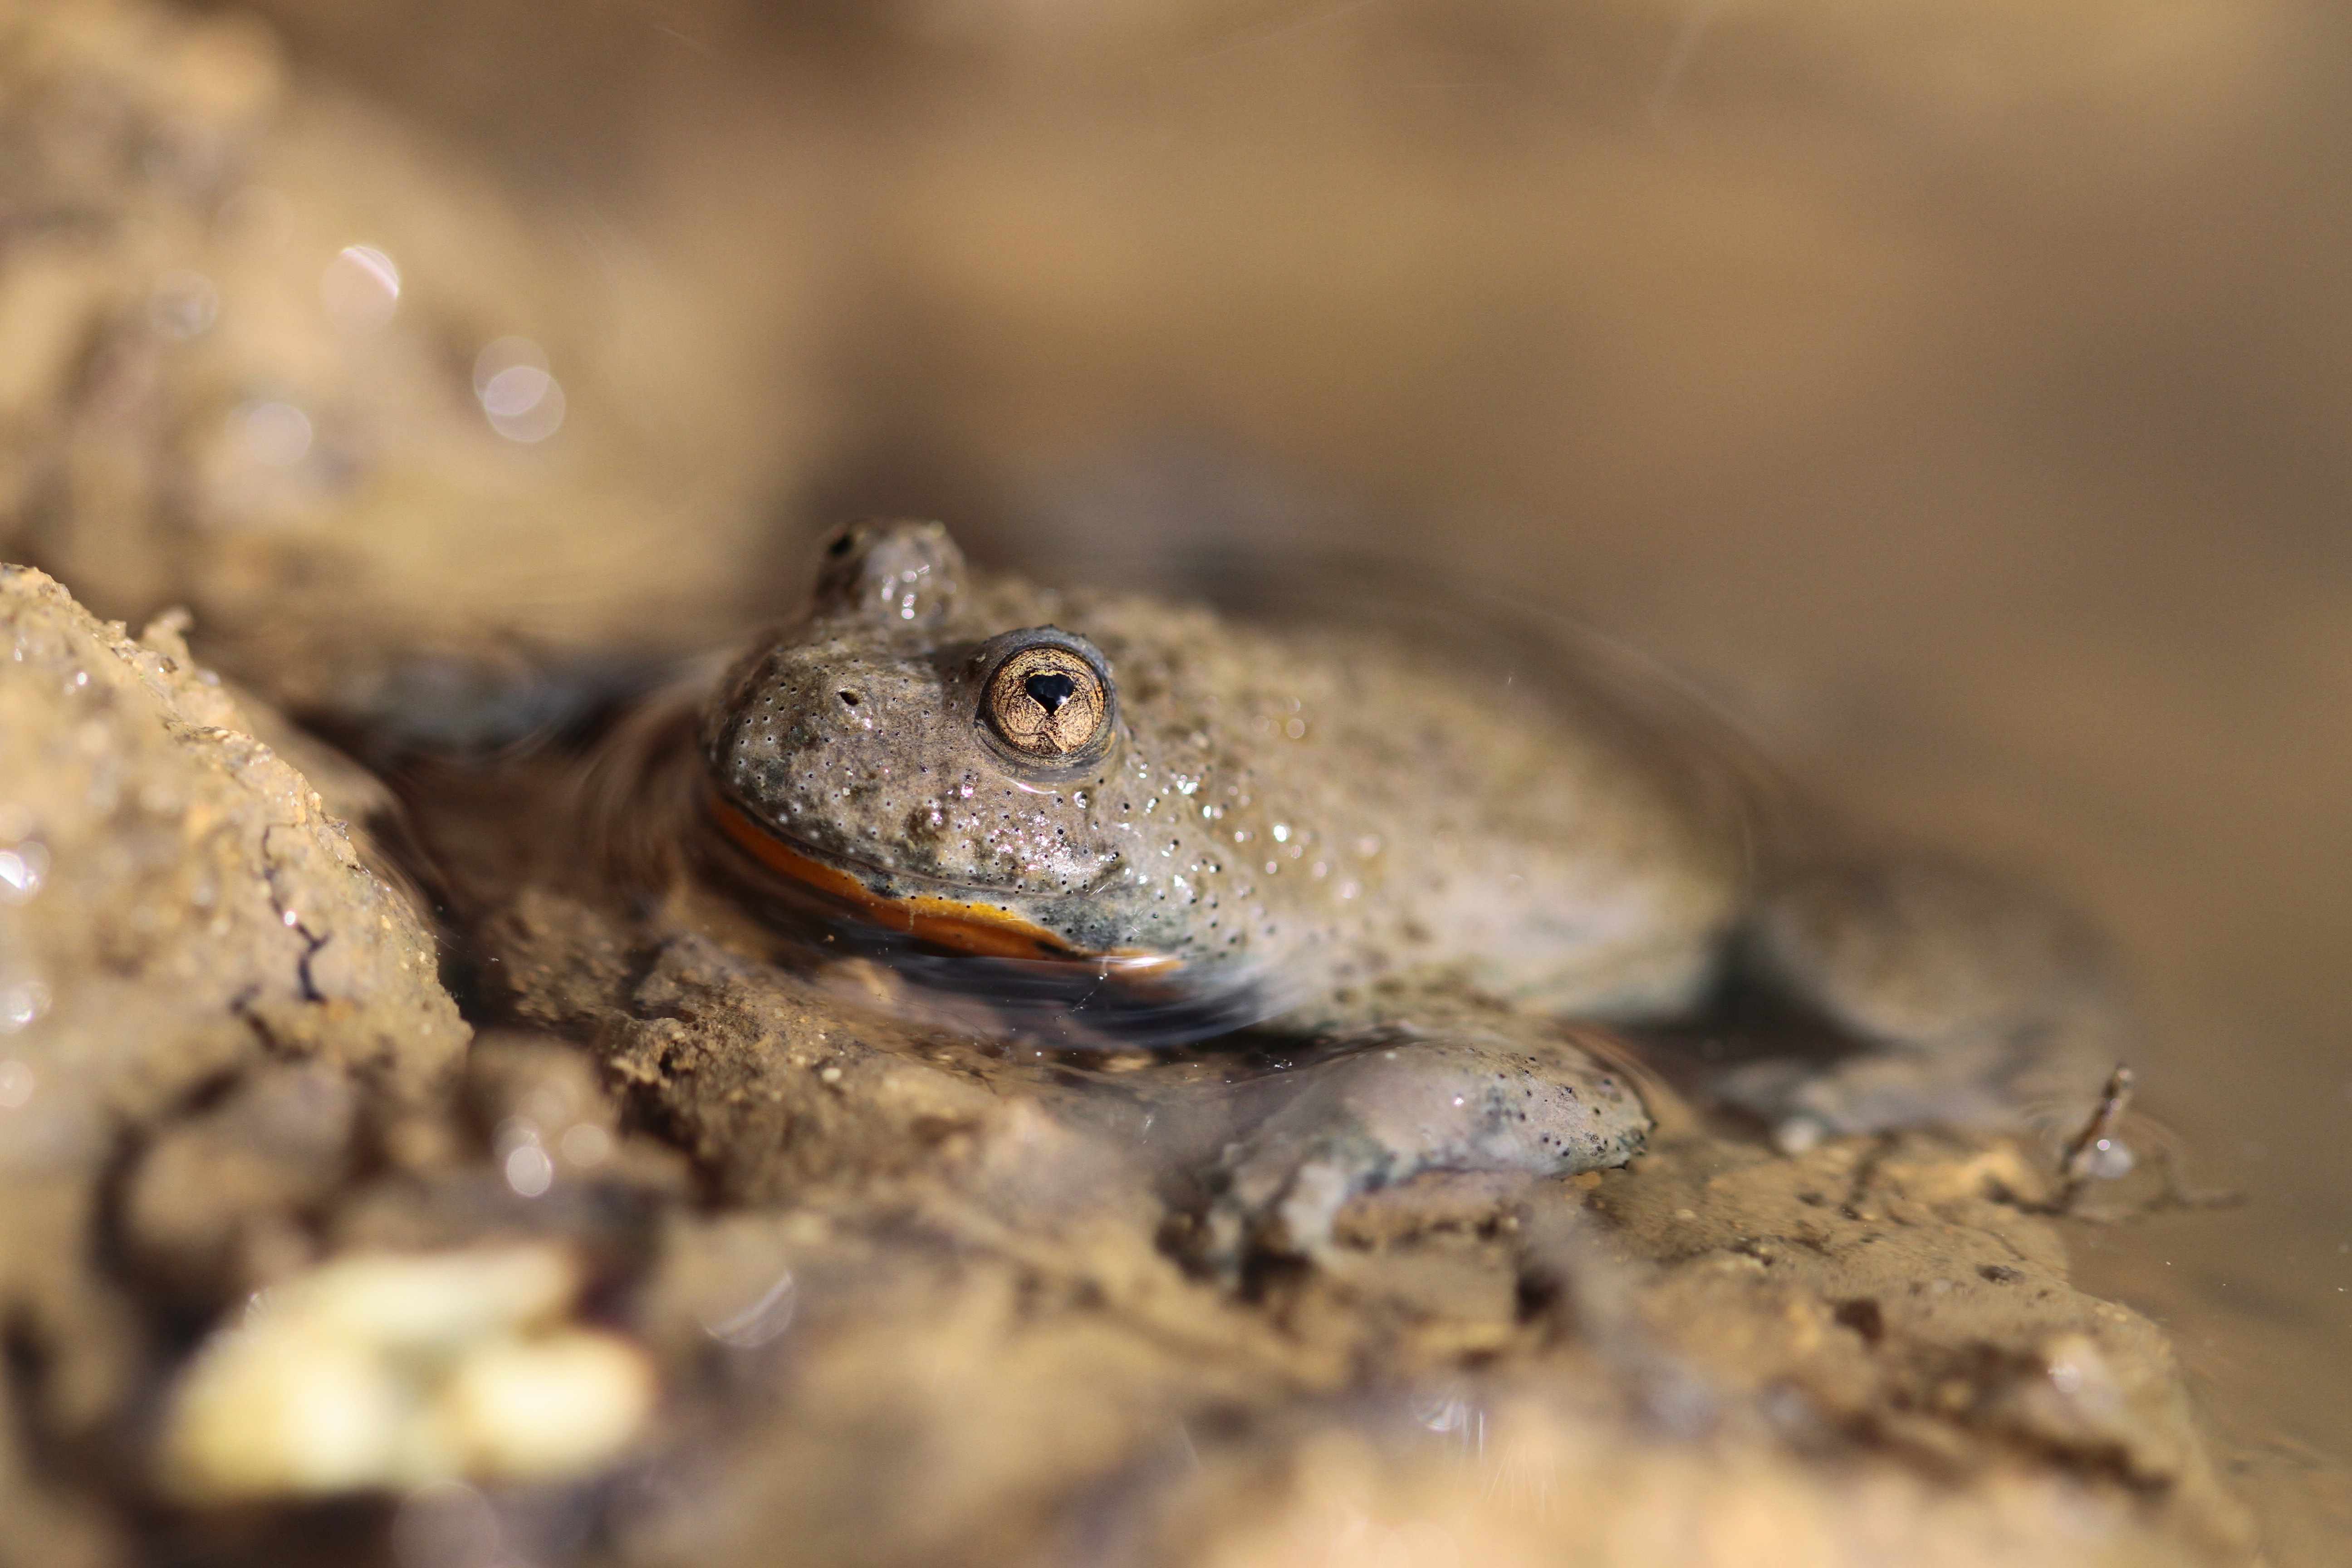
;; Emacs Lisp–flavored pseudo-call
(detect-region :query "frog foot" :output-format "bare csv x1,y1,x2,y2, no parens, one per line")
1199,1018,1650,1278
1711,1027,2116,1156
1722,856,2125,1155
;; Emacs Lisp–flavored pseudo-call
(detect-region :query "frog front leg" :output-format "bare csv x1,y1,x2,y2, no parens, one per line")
1200,1009,1650,1275
1716,855,2123,1151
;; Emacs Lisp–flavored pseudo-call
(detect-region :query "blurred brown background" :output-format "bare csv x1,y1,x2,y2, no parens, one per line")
187,0,2352,1540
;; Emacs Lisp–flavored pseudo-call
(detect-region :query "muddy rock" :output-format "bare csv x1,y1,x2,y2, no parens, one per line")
0,0,808,740
0,566,465,1132
0,566,466,1566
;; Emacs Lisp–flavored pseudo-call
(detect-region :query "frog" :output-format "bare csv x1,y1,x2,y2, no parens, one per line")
695,519,2120,1268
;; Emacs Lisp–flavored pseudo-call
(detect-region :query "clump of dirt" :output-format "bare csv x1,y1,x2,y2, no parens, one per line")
0,565,466,1566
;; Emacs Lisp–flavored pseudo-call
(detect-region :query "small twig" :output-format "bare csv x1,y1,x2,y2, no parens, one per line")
2049,1063,2242,1219
2056,1064,2135,1212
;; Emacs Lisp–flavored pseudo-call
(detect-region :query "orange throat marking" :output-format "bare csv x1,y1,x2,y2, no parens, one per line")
707,790,1180,977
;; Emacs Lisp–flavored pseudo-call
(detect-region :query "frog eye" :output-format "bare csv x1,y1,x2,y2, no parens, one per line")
977,634,1116,767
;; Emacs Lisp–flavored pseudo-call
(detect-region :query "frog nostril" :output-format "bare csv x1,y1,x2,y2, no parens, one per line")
838,691,861,708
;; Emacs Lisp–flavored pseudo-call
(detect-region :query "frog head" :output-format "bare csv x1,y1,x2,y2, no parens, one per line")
700,521,1265,1026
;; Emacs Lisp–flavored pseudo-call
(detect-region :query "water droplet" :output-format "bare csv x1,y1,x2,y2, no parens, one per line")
700,1269,798,1349
474,338,565,443
491,1117,542,1161
481,363,550,419
149,270,219,339
1411,1385,1472,1433
321,244,400,331
0,843,48,903
1,981,51,1033
504,1142,554,1198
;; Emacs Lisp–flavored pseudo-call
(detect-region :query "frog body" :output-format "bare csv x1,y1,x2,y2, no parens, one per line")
698,521,2115,1264
703,522,1741,1033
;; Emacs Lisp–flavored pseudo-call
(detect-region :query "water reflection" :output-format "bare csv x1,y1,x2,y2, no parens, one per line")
505,1141,556,1198
0,839,46,902
699,1269,798,1349
321,243,401,332
474,336,567,443
494,1116,557,1197
1407,1382,1481,1449
0,980,49,1032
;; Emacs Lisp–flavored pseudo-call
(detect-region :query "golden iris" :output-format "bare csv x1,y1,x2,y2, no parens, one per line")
983,644,1110,758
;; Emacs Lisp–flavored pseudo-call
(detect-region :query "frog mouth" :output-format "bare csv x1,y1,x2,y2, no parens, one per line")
706,788,1180,978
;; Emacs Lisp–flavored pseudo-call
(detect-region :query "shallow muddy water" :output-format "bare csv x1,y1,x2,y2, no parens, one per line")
17,0,2352,1559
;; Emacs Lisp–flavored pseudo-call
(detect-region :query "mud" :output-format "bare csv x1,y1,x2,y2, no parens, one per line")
0,554,2264,1568
0,0,2328,1564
